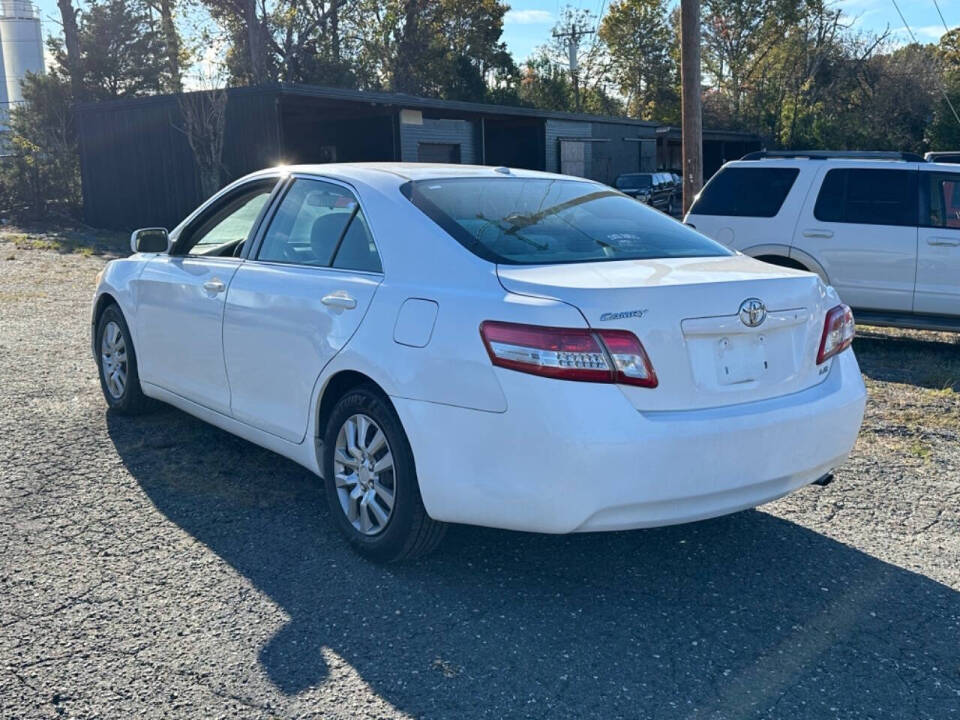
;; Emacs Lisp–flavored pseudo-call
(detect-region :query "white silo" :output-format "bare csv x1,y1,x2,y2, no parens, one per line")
0,0,45,116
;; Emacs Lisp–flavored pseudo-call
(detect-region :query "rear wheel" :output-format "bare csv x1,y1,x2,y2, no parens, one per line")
95,304,150,414
323,385,446,561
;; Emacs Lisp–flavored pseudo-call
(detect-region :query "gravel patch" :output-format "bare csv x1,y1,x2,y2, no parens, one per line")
1,235,958,719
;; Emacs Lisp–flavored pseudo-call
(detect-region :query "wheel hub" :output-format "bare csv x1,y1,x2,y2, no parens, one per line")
333,413,396,536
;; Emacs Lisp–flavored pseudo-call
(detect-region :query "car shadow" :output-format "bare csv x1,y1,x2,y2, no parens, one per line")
107,407,960,718
853,330,960,391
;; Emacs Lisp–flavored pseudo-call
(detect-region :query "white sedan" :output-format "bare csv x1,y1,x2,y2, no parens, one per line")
92,164,867,561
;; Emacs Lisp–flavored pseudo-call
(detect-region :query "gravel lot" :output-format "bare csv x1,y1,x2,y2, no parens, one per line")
1,232,958,719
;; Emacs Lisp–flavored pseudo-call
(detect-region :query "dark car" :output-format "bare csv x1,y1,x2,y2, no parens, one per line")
615,172,679,214
925,151,960,163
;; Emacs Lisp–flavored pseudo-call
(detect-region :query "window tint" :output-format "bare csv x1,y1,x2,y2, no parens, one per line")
688,167,799,217
814,169,917,226
921,172,960,228
182,182,274,255
402,177,731,265
258,178,381,271
331,212,382,272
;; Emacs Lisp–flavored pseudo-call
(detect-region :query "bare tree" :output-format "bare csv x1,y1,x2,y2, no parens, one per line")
176,87,228,198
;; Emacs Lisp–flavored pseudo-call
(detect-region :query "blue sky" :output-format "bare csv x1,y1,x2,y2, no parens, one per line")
31,0,960,70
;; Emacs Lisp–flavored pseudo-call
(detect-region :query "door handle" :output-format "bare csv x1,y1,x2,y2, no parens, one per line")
203,279,226,293
802,229,834,239
926,237,960,247
322,292,357,310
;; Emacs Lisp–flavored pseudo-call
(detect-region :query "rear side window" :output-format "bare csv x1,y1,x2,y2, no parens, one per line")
920,172,960,228
688,167,799,217
814,169,917,227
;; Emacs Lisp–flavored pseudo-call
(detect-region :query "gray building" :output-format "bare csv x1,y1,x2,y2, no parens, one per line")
76,84,758,230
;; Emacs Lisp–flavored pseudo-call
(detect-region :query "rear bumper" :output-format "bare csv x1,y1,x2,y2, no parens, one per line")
393,350,866,533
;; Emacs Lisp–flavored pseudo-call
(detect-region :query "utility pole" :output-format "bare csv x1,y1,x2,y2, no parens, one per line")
553,25,594,112
680,0,702,214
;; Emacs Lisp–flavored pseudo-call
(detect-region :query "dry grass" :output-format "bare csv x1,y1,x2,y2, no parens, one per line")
0,225,127,258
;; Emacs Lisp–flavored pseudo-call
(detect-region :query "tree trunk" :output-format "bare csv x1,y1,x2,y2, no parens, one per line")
245,0,267,85
393,0,419,93
331,0,340,63
159,0,182,93
56,0,83,99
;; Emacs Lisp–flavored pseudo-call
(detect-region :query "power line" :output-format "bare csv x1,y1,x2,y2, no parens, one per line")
932,0,950,33
891,0,960,126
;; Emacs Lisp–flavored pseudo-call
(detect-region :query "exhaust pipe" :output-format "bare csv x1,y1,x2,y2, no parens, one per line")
812,472,834,487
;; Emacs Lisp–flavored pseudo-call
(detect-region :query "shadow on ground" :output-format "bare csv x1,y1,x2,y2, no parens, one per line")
107,404,960,719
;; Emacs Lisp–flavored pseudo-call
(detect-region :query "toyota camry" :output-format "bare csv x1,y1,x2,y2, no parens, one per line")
92,164,867,561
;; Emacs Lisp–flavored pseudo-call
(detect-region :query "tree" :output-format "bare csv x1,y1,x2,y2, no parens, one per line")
49,0,167,100
599,0,679,122
177,87,228,197
147,0,185,92
0,73,80,219
928,30,960,149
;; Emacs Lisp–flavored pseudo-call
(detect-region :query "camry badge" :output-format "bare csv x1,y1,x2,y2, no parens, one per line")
738,298,767,327
600,309,648,321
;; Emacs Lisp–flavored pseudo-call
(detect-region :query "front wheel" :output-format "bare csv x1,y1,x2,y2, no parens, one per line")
323,386,446,561
95,304,151,414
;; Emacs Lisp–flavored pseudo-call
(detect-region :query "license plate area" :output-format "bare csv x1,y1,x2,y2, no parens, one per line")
715,334,768,385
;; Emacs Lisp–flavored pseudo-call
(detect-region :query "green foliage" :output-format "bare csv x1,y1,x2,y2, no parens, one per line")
49,0,167,100
0,73,80,220
600,0,679,122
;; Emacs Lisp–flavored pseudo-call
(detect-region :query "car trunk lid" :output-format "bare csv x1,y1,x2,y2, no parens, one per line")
496,255,832,411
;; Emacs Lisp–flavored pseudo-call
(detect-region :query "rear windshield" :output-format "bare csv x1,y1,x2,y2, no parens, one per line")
689,166,799,217
616,174,652,190
402,177,732,265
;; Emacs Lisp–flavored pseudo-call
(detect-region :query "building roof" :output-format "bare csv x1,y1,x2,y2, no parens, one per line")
76,83,661,128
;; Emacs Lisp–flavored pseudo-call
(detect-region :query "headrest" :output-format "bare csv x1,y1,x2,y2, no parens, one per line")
310,213,350,263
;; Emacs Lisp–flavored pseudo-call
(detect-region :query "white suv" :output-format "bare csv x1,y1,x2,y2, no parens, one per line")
684,151,960,331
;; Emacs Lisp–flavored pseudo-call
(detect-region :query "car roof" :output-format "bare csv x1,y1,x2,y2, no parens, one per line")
723,157,960,172
242,162,580,190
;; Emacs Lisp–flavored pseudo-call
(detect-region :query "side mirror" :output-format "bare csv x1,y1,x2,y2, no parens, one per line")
130,227,170,254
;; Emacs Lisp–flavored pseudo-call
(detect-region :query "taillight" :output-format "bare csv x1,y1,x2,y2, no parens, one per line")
479,321,658,388
817,304,855,364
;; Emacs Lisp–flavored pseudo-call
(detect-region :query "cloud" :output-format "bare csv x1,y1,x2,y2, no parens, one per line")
891,24,944,42
504,9,553,24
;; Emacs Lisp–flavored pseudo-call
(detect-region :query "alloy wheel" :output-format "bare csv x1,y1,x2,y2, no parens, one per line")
333,413,396,535
100,320,128,399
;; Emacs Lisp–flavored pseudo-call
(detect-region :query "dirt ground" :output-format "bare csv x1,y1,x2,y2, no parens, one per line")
1,229,958,719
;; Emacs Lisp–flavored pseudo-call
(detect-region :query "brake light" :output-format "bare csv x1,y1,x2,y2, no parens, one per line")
817,304,855,364
479,321,658,388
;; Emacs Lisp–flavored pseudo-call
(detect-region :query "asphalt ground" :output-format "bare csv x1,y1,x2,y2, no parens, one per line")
1,235,958,719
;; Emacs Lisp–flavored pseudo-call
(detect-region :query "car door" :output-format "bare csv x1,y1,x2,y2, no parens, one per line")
222,175,384,442
791,166,918,311
916,168,960,315
135,178,278,414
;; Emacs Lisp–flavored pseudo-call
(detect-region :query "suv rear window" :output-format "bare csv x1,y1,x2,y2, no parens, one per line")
814,168,917,226
688,167,799,217
402,177,732,265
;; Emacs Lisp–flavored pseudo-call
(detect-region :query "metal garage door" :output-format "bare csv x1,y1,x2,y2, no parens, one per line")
418,143,462,163
560,140,587,177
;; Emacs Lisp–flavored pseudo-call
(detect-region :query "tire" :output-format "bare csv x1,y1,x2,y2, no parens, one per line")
95,303,151,414
322,385,446,561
